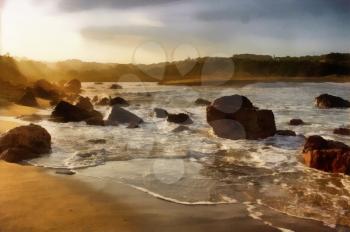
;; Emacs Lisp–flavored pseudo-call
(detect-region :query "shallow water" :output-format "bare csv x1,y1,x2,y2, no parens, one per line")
10,82,350,228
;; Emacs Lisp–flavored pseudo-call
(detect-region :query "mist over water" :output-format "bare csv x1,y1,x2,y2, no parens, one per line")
19,82,350,227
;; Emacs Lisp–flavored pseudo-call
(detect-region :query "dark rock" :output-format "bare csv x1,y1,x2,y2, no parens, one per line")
303,135,350,175
289,119,305,126
64,79,81,93
0,124,51,163
154,108,168,118
17,114,45,122
17,88,38,107
87,139,107,144
195,98,211,106
334,128,350,136
315,94,350,109
110,84,122,89
107,105,143,125
167,113,193,125
97,97,110,106
127,122,140,129
172,126,191,133
207,95,276,140
55,169,75,175
109,97,129,106
33,79,61,100
51,101,103,123
92,96,99,103
85,117,105,126
76,96,94,111
276,130,297,136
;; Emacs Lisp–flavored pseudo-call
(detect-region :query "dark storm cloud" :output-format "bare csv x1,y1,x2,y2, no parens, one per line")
57,0,183,11
196,0,350,23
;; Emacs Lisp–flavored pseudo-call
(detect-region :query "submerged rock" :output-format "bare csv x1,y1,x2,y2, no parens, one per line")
87,139,107,144
206,95,276,140
289,119,305,126
0,124,51,163
107,105,143,125
172,126,191,133
195,98,211,106
302,135,350,175
110,84,122,89
167,113,193,125
17,88,39,107
51,101,103,123
276,130,297,136
64,79,81,93
154,108,168,118
55,169,76,175
334,128,350,136
315,94,350,108
109,97,129,107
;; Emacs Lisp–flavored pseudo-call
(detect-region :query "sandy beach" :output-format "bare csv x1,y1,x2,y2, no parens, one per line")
0,161,338,232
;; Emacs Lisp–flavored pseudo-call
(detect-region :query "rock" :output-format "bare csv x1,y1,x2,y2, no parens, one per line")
64,79,81,93
55,169,75,175
276,130,297,136
172,126,191,133
334,128,350,136
107,105,143,125
127,122,140,129
167,113,193,125
315,94,350,108
109,97,129,107
154,108,168,118
92,96,99,103
195,98,211,106
206,95,276,140
17,88,39,107
289,119,305,126
110,84,122,89
51,101,103,123
85,117,105,126
97,97,110,106
87,139,107,144
0,124,51,163
76,96,94,111
302,135,350,175
33,79,61,100
17,114,45,122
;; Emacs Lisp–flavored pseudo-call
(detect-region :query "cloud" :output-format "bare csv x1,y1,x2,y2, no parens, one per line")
57,0,184,11
196,0,350,23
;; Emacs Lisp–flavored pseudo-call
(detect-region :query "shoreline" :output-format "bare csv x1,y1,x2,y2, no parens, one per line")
0,161,338,232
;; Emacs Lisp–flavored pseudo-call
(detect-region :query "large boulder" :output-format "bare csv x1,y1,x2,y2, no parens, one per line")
17,88,38,107
167,113,193,125
315,94,350,108
51,101,103,123
97,97,110,106
76,96,94,111
206,95,276,140
0,124,51,163
303,135,350,175
109,97,129,107
107,105,143,126
33,79,61,100
64,79,81,93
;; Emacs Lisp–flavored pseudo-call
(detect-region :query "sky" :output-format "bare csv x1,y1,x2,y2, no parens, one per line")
1,0,350,63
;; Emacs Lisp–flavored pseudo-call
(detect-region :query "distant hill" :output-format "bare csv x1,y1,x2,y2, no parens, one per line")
0,53,349,86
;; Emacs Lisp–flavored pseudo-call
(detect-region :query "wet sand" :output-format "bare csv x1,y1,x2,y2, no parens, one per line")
0,161,338,232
